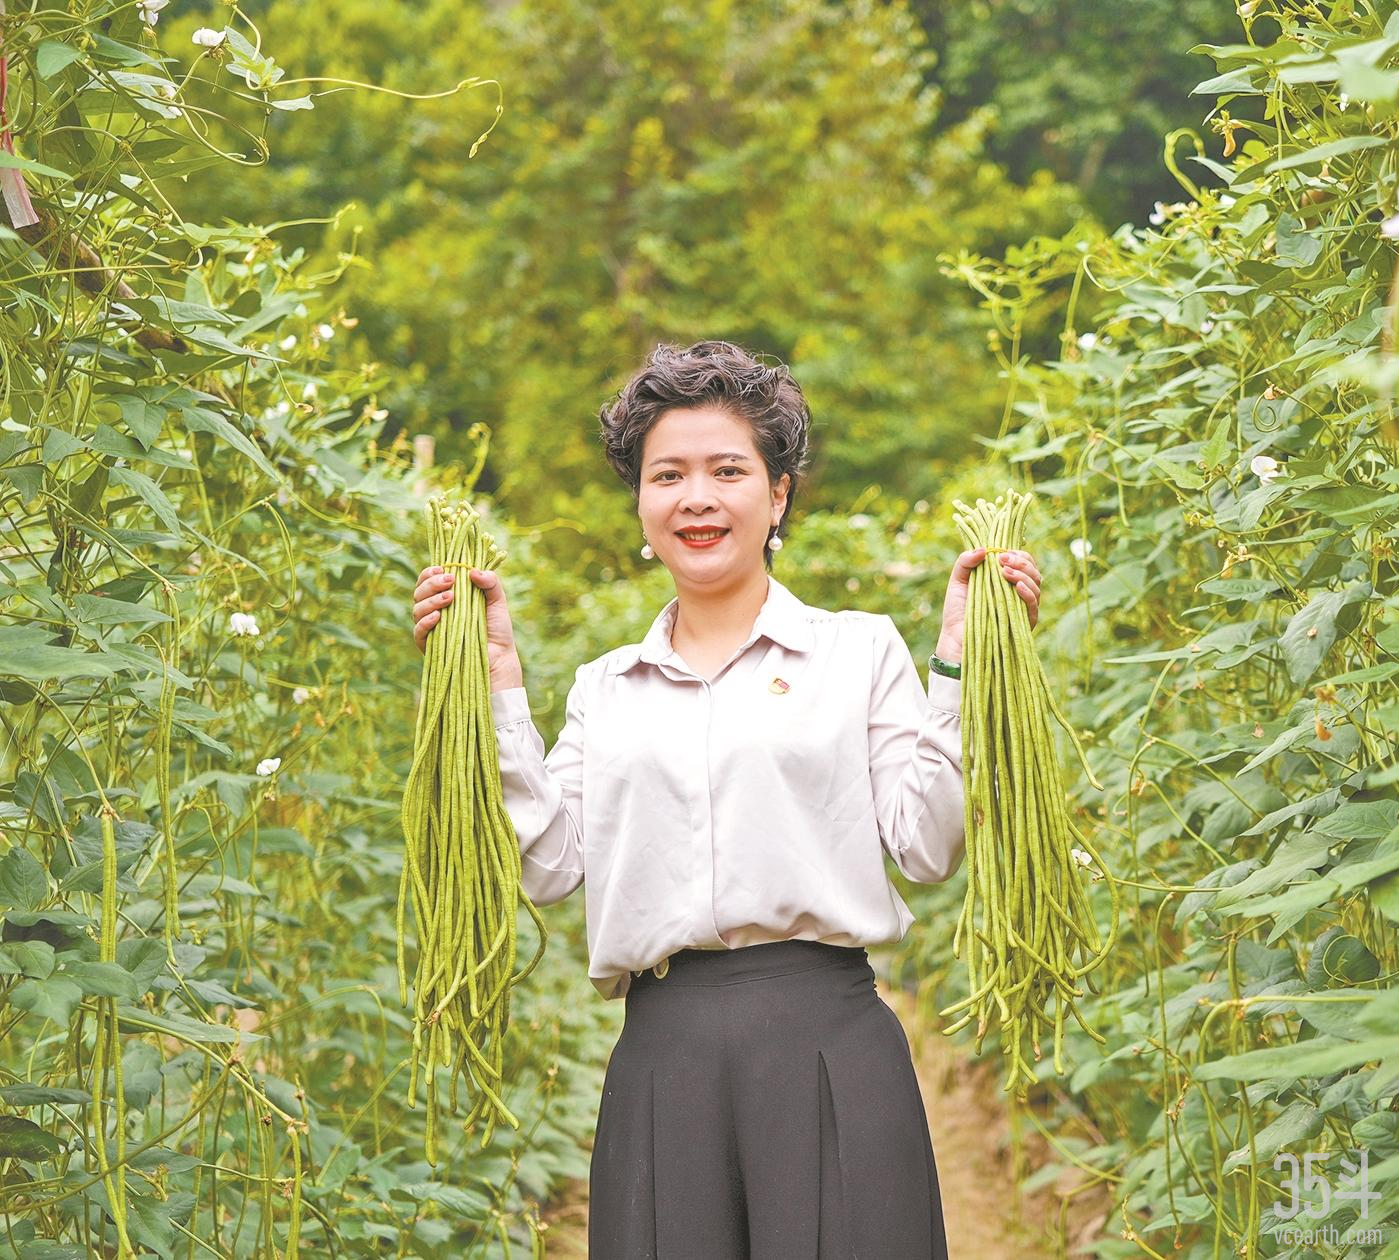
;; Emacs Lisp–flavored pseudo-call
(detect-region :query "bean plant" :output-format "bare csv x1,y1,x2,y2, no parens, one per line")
886,5,1398,1257
0,6,610,1257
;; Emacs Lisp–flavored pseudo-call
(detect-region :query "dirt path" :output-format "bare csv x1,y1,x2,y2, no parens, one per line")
536,978,1107,1257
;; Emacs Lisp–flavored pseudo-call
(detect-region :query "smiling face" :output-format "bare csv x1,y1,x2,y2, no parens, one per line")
637,406,790,589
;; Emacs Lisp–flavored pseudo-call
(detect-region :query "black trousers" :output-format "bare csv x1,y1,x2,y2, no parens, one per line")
588,939,950,1259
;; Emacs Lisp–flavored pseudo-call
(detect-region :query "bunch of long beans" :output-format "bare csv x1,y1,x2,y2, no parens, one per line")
940,490,1119,1096
399,495,548,1163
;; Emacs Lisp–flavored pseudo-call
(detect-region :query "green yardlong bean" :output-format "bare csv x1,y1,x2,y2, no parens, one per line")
940,490,1119,1097
399,495,548,1163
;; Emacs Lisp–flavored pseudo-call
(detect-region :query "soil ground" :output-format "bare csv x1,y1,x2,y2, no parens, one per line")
536,977,1111,1257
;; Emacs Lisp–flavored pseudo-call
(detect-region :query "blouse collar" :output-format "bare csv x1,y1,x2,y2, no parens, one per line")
606,576,816,676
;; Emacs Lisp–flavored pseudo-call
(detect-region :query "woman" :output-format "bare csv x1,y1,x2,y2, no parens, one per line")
410,340,1042,1259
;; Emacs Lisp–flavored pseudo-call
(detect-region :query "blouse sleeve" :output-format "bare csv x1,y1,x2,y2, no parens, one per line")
867,614,967,884
488,663,589,906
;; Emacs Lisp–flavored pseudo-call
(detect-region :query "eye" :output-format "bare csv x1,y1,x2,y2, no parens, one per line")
716,467,743,477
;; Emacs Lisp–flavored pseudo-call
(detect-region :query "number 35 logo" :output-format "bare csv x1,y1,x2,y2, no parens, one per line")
1273,1152,1380,1221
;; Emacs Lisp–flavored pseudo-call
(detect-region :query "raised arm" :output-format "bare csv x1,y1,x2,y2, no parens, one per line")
411,564,584,905
867,614,966,884
489,667,587,906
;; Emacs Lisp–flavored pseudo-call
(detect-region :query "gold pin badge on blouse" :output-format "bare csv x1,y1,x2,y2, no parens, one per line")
769,677,790,694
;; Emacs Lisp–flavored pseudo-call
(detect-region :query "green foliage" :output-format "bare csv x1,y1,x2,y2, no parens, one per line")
891,5,1399,1256
0,8,609,1256
911,0,1246,227
169,0,1084,580
2,1,1395,1257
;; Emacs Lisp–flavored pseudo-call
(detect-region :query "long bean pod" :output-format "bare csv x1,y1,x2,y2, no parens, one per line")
399,495,547,1162
938,490,1117,1096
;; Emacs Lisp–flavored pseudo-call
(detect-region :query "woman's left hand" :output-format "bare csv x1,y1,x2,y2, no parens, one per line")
935,547,1041,661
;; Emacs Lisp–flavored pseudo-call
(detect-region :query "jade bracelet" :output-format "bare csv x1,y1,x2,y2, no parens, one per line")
928,652,962,680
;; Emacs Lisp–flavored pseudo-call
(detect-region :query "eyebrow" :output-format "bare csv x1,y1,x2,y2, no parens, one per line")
646,452,754,469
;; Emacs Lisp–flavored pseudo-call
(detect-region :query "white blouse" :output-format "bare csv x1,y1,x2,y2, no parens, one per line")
488,575,965,1001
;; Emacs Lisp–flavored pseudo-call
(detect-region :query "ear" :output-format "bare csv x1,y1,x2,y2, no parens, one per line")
771,472,791,519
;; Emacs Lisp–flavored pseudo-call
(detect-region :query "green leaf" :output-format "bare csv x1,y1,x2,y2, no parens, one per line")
1307,928,1381,988
110,394,167,448
398,1180,493,1217
0,845,48,911
1194,1034,1395,1082
9,976,84,1025
86,423,190,471
0,1084,91,1107
1313,801,1397,842
180,404,280,480
16,1243,86,1260
1274,213,1322,267
117,936,170,993
0,1115,65,1160
125,295,236,328
1263,134,1389,172
1278,583,1372,685
65,960,141,1001
185,977,261,1008
0,626,121,681
1233,718,1316,776
0,151,72,181
114,1006,264,1045
1222,1101,1324,1173
1369,871,1399,923
1199,577,1278,602
70,593,173,631
36,41,85,80
0,940,56,980
1214,828,1336,906
109,466,183,537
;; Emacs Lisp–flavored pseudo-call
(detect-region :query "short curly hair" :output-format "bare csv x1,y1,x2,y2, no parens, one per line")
598,340,812,572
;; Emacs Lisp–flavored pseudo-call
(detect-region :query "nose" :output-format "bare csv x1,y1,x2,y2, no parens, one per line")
677,480,720,515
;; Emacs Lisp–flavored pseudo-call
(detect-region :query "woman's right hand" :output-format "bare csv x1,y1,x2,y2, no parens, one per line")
412,566,523,687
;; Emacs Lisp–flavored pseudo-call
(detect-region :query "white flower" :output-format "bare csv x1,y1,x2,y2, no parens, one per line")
255,757,281,777
191,27,226,48
1251,454,1283,484
316,323,335,340
137,0,169,25
1069,537,1093,561
229,612,261,637
1148,201,1167,226
302,381,318,401
1338,93,1350,110
1071,847,1093,868
292,687,311,704
1382,215,1400,240
1077,332,1098,351
274,400,292,416
279,334,297,351
849,513,871,528
1220,194,1237,208
1199,320,1215,335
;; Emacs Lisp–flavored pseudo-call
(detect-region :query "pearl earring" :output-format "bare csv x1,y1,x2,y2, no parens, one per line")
767,529,783,552
640,538,655,560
